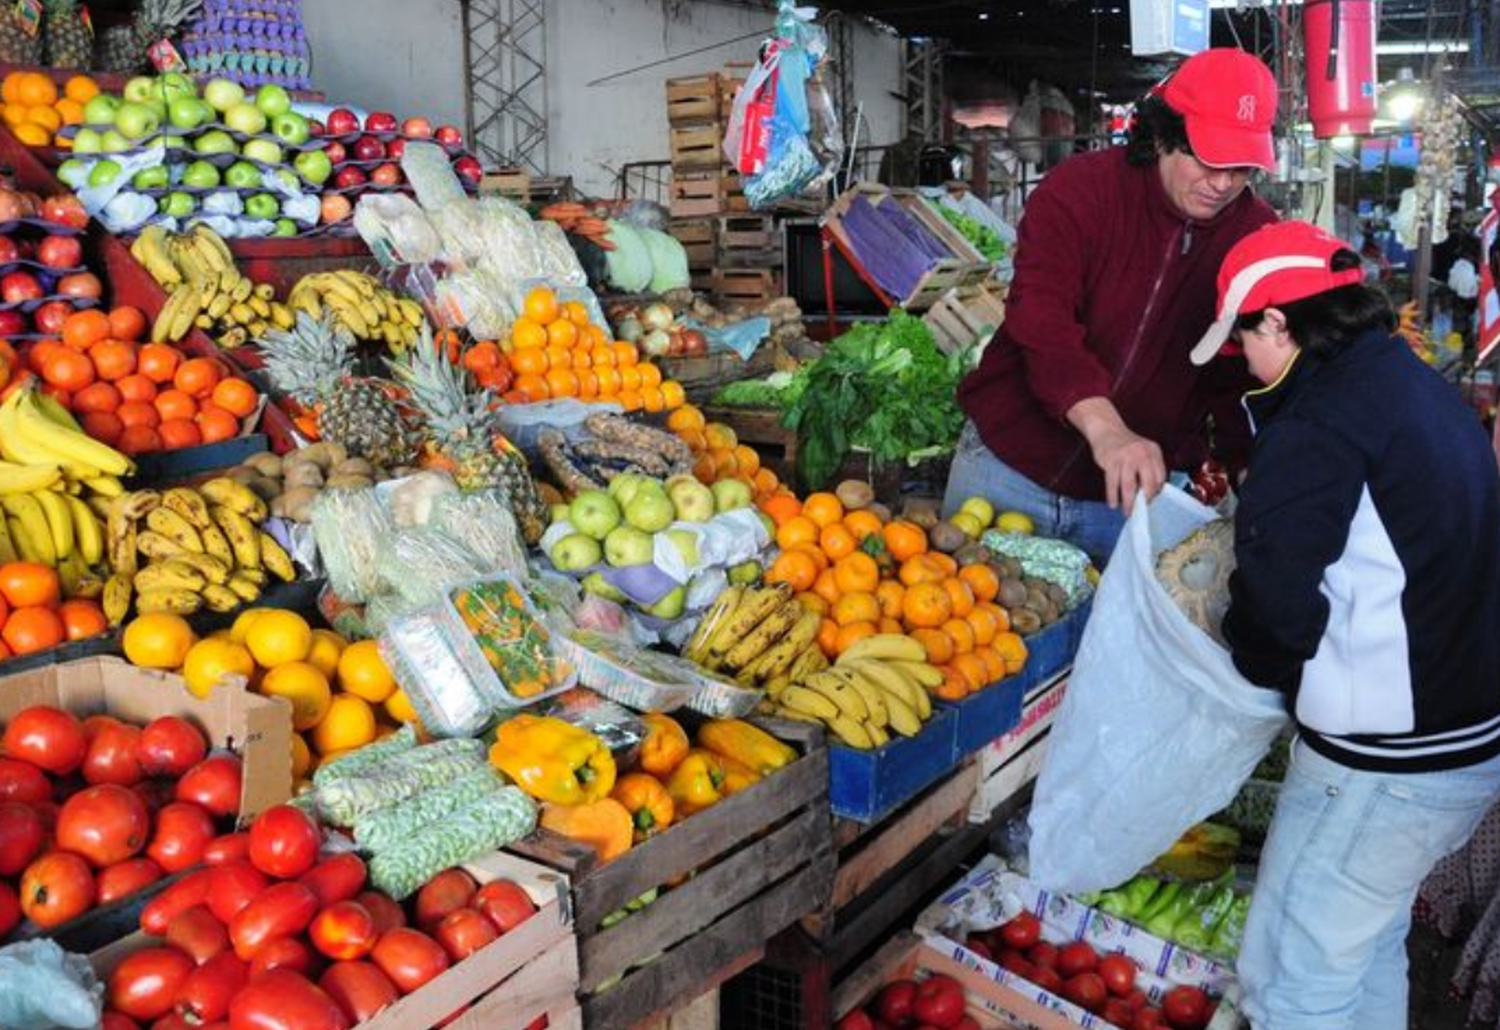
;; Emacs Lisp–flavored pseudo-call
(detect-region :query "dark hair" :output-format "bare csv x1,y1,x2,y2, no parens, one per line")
1234,249,1397,357
1125,95,1191,167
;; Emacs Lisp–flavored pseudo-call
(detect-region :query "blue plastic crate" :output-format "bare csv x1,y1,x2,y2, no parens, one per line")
828,705,960,822
1023,601,1091,683
944,672,1026,758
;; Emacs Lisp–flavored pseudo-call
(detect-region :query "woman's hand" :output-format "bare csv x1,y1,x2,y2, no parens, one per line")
1067,397,1166,515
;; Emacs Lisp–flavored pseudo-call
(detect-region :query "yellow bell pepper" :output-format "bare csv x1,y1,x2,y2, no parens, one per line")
696,719,797,776
490,714,617,805
610,772,675,842
666,748,727,817
716,752,761,797
639,713,690,778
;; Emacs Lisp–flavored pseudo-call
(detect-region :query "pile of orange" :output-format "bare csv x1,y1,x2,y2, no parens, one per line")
502,286,686,412
0,561,105,661
17,306,260,456
0,72,97,148
664,404,782,503
760,491,1027,701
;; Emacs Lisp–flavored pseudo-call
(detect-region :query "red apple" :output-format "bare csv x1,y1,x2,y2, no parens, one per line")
352,135,385,162
434,125,463,147
873,981,917,1026
0,237,18,263
1,271,43,303
401,117,433,139
365,111,398,133
0,309,27,336
333,166,367,190
308,118,326,136
37,235,82,269
370,164,402,186
323,140,347,165
453,156,482,184
912,974,966,1027
320,194,353,224
57,272,102,300
32,299,72,335
40,195,88,230
386,139,407,161
326,108,359,135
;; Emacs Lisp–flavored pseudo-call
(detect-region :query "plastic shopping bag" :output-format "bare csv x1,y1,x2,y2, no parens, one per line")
1027,487,1288,894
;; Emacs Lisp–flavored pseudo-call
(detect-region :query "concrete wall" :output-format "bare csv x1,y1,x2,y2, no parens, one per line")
300,0,902,196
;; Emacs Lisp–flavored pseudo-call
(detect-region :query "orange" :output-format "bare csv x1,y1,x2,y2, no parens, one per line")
158,419,202,450
708,446,738,478
244,609,313,668
311,693,378,754
932,665,969,702
776,514,819,551
942,578,976,619
802,492,844,528
16,72,56,108
806,567,838,607
569,348,592,369
196,406,238,443
953,652,990,692
9,122,49,148
56,599,105,641
911,627,954,665
116,425,161,455
79,411,122,446
63,75,98,103
834,621,878,655
71,381,121,414
884,521,928,562
692,453,716,481
590,344,616,368
875,580,906,621
819,522,856,561
291,733,312,780
259,662,333,731
174,357,222,399
122,613,196,669
752,468,779,496
513,372,550,401
545,319,577,349
0,74,20,105
794,544,830,573
136,344,180,384
593,367,621,396
563,300,590,326
636,362,662,389
965,606,999,647
583,324,609,349
41,349,93,392
879,617,904,635
543,345,572,371
731,444,759,477
975,645,1006,685
843,510,884,541
930,552,959,577
617,389,643,412
90,341,137,382
941,618,975,655
54,98,83,126
618,366,642,393
230,608,268,644
678,428,707,453
511,317,547,350
832,551,879,594
25,106,59,133
107,306,147,342
979,601,1011,634
816,617,841,658
576,370,599,399
2,106,30,131
901,582,952,629
306,628,346,680
641,386,665,413
181,638,256,698
768,550,819,593
211,378,258,417
384,688,419,724
899,554,947,587
154,388,197,422
994,632,1028,675
116,400,160,429
831,591,880,627
511,347,548,376
958,564,1000,603
662,381,686,409
704,423,737,450
667,406,705,433
523,286,560,324
612,341,638,367
545,368,579,398
795,591,829,617
760,494,801,527
2,606,64,655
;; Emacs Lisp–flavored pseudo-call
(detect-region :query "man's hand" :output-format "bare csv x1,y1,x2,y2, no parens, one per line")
1067,397,1166,516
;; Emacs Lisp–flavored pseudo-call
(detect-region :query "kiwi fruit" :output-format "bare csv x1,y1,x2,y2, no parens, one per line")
866,502,894,524
1010,608,1043,634
999,578,1029,608
954,542,993,567
1045,582,1069,610
835,479,874,511
929,520,969,554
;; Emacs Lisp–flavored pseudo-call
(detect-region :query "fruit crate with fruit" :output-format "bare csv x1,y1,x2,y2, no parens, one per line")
827,704,961,823
507,716,833,1030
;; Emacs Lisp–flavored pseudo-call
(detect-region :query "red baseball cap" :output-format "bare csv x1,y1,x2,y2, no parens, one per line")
1160,48,1278,172
1190,221,1363,365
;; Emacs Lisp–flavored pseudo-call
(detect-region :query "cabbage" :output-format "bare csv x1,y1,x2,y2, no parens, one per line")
604,220,653,292
642,228,690,293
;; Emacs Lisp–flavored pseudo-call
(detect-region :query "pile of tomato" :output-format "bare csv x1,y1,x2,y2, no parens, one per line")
0,703,241,935
103,802,544,1030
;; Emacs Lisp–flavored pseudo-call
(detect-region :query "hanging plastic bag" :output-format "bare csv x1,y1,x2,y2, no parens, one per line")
1027,487,1288,894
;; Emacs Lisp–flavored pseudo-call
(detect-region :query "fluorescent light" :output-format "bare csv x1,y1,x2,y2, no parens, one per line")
1375,40,1469,54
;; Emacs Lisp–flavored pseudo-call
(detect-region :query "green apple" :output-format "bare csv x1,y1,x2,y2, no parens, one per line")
292,148,332,185
181,159,221,189
568,488,622,540
240,138,284,165
244,193,280,219
646,586,687,620
70,127,103,154
224,161,262,189
203,78,246,113
663,528,701,567
550,532,603,572
122,76,156,104
255,84,292,118
224,102,267,136
114,101,160,141
87,159,123,187
56,158,89,187
167,96,212,131
607,473,646,508
131,165,170,189
193,129,237,155
549,504,571,524
710,478,753,513
272,218,297,237
665,474,715,523
580,572,626,603
271,111,309,146
624,485,674,533
727,559,763,586
99,128,132,153
155,72,196,104
604,525,655,567
159,192,195,217
82,94,119,126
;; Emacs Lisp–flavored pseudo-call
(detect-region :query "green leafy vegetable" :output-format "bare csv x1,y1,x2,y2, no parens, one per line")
710,371,805,409
781,311,969,492
937,205,1007,262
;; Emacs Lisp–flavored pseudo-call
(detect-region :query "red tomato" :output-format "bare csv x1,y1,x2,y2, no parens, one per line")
996,948,1033,978
202,833,251,866
207,860,269,924
0,800,45,875
82,715,121,741
999,912,1042,950
1055,941,1099,978
82,721,144,786
148,1016,192,1030
1027,942,1059,970
96,857,166,905
229,881,319,960
108,945,195,1021
0,757,51,803
962,935,992,961
299,853,366,907
370,927,451,993
413,868,476,930
874,980,917,1025
1103,998,1138,1026
146,802,216,873
911,973,966,1028
1132,1008,1165,1030
136,718,207,778
355,890,406,935
174,950,247,1025
175,755,241,820
310,900,379,961
436,907,498,960
130,779,177,818
247,805,320,879
1161,986,1210,1030
101,1012,141,1030
56,784,150,867
2,705,86,776
318,961,399,1024
247,936,318,979
140,868,214,935
473,878,536,933
0,880,19,936
1030,966,1064,994
1097,954,1138,997
1063,973,1108,1014
836,1012,875,1030
165,903,230,964
1125,988,1150,1012
19,850,94,927
227,968,350,1030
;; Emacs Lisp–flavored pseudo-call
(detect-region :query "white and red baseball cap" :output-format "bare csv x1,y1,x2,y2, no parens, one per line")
1160,48,1278,172
1190,221,1364,365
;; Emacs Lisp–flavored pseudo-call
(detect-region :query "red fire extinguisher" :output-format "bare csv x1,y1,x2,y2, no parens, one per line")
1303,0,1378,137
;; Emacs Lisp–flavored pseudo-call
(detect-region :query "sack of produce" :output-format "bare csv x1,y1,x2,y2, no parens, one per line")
311,487,395,603
429,489,530,580
1028,487,1287,893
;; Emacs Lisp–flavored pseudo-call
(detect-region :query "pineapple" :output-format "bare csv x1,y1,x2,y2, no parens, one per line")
0,5,42,65
391,331,548,545
97,0,202,73
43,0,92,70
259,313,421,470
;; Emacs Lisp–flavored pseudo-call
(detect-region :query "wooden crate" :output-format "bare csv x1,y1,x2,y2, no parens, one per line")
823,183,974,312
716,214,781,270
969,671,1068,824
713,268,780,309
670,218,718,269
925,281,1007,354
509,719,833,1030
667,74,729,126
671,124,726,171
700,404,796,480
670,172,748,219
480,167,533,201
656,345,777,404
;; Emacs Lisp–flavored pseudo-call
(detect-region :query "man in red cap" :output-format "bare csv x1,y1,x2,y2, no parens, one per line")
943,48,1278,563
1198,221,1500,1030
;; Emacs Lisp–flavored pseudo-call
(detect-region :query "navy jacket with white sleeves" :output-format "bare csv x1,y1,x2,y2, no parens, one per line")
1223,328,1500,772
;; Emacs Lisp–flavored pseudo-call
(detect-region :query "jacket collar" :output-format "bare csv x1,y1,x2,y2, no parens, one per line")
1242,328,1391,432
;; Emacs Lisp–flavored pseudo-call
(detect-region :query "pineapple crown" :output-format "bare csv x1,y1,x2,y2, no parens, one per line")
137,0,204,33
258,311,356,405
388,327,503,444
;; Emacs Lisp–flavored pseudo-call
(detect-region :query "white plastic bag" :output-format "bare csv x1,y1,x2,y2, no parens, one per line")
1027,487,1288,894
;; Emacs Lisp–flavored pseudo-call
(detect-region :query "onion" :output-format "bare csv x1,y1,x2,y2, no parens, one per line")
641,329,672,357
640,303,675,332
616,316,643,344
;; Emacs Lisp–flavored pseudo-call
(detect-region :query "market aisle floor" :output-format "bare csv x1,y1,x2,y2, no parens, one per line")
1411,922,1474,1029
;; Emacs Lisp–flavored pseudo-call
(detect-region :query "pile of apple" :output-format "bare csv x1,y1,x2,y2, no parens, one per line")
546,473,763,621
0,194,99,334
313,108,480,226
54,73,328,237
963,912,1216,1030
836,972,978,1030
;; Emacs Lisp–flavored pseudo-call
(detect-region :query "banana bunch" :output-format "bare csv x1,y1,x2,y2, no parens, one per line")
286,270,425,354
133,224,297,348
683,583,824,687
101,478,296,625
761,635,944,750
0,386,132,499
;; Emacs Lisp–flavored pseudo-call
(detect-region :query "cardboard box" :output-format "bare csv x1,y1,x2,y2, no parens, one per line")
0,657,292,824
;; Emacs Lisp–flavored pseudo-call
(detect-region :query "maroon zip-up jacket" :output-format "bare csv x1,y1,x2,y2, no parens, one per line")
957,147,1277,502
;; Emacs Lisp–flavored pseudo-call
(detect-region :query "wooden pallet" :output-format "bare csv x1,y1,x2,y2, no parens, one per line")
671,171,748,219
509,719,833,1030
671,124,726,171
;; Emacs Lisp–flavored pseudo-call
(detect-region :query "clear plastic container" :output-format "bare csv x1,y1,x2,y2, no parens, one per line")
553,628,710,712
443,574,578,707
378,608,494,738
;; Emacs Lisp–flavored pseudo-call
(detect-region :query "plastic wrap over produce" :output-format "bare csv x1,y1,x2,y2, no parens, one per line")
0,940,102,1030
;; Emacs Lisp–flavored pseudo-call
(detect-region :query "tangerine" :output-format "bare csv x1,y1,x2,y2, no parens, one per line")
211,378,258,417
61,309,110,351
816,618,840,657
41,349,94,392
884,521,928,562
833,621,878,655
1,606,64,655
911,627,954,665
305,628,346,680
89,341,136,382
511,317,547,350
563,300,590,326
775,515,819,550
759,494,801,527
545,319,577,349
136,345,180,384
259,662,333,731
63,75,98,103
901,582,952,629
958,564,1000,603
196,406,238,443
158,419,202,450
312,694,377,754
116,401,160,428
768,550,819,593
337,640,396,704
831,591,880,626
153,388,197,422
181,638,256,698
174,358,222,399
811,567,842,607
802,493,844,528
941,618,976,655
116,425,162,455
71,381,121,414
0,562,58,607
121,612,196,669
832,552,879,595
523,286,560,324
106,305,146,341
875,580,906,621
79,411,122,445
819,522,856,561
115,374,158,403
245,609,313,667
942,578,976,619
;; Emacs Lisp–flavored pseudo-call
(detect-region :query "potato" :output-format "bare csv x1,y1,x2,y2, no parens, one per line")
242,452,284,479
332,458,375,479
225,466,260,486
324,474,375,492
293,441,347,472
245,474,282,502
283,463,325,490
271,486,321,523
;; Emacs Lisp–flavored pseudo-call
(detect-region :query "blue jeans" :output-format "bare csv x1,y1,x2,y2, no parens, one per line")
941,421,1125,566
1237,740,1500,1030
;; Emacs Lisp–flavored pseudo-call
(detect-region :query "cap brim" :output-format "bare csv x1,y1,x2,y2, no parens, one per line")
1191,316,1236,365
1185,118,1275,172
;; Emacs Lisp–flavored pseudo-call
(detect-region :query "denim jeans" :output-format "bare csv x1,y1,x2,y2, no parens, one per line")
1237,740,1500,1030
941,421,1126,566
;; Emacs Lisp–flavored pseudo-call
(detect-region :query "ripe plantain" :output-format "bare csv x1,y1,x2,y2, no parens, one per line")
211,506,260,569
161,487,213,530
145,507,204,553
102,572,133,625
135,589,203,615
258,532,295,582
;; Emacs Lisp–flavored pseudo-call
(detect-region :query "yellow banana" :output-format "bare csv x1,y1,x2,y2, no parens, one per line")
0,461,61,496
145,507,205,553
866,721,891,747
803,671,869,722
842,659,930,720
890,660,946,689
102,572,133,624
198,521,235,568
198,477,267,521
226,573,262,602
135,589,202,615
136,529,186,562
709,584,793,663
838,634,927,664
0,391,65,467
13,390,132,477
200,584,241,612
171,552,231,585
211,506,259,568
6,516,39,562
64,495,103,566
830,667,888,729
133,563,205,594
1,494,56,565
779,685,840,722
83,475,124,498
684,586,742,665
786,645,829,683
722,600,801,673
826,715,875,750
31,488,74,561
743,609,821,682
0,517,15,563
258,532,295,582
162,487,213,530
